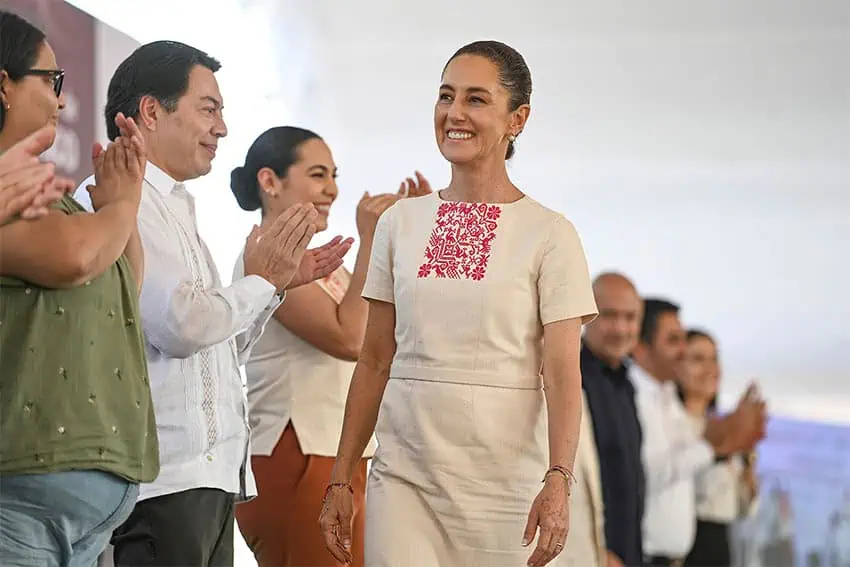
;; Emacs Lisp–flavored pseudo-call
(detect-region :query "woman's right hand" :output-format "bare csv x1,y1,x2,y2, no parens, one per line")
0,125,72,223
356,192,399,240
319,484,355,564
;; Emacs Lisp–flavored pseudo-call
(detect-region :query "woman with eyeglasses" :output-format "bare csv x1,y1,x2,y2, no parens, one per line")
0,21,64,142
0,11,160,567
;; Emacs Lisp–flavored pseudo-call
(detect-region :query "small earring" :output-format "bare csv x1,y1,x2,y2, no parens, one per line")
508,134,516,142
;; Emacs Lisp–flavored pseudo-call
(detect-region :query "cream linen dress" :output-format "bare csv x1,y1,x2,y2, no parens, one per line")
361,193,598,567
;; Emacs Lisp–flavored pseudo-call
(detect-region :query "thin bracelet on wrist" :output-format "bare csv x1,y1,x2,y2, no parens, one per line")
543,465,576,493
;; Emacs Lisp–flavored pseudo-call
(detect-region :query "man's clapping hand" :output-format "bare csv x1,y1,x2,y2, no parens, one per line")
86,113,146,211
243,203,353,291
287,234,353,288
705,382,767,456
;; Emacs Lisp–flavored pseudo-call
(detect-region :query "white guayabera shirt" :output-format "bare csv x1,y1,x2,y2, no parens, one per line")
75,162,282,502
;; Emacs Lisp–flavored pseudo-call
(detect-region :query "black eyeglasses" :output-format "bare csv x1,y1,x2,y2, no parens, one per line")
8,68,65,97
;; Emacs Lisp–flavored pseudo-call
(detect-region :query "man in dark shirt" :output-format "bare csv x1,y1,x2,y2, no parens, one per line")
581,272,646,566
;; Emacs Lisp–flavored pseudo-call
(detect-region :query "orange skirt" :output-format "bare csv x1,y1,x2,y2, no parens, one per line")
235,425,367,567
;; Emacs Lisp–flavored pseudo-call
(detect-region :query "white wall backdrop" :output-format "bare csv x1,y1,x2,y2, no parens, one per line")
70,0,849,423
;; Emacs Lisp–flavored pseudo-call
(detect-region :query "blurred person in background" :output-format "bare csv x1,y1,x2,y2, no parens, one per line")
562,380,605,567
631,298,766,567
751,482,795,567
579,272,646,567
678,329,759,566
229,125,430,567
826,488,850,567
0,10,159,566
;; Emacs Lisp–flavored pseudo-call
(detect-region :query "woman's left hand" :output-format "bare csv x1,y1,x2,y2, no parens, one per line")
523,475,570,567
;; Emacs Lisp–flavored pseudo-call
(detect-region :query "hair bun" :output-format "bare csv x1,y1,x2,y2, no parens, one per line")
229,166,261,211
230,165,244,184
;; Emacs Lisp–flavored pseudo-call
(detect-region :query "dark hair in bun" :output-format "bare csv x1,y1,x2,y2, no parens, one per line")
230,126,322,212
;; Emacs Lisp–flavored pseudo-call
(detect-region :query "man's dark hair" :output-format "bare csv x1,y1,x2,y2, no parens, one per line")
104,40,220,140
639,297,680,345
0,11,46,131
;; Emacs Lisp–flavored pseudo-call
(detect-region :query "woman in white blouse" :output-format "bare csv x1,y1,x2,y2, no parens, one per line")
679,329,758,567
229,126,429,567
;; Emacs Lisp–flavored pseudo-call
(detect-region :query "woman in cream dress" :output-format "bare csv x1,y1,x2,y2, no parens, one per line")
320,41,597,567
229,126,430,566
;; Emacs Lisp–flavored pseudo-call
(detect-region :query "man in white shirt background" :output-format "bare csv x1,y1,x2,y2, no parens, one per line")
630,298,765,567
76,40,351,567
827,488,850,567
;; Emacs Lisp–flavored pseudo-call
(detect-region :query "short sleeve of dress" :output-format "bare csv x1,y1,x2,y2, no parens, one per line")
538,216,598,325
362,207,395,304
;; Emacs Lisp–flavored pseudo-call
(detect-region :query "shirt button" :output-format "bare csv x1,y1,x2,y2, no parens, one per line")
57,426,66,435
25,288,32,295
111,425,118,434
206,454,214,462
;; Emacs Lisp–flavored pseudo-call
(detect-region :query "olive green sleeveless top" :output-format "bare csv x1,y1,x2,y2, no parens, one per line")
0,195,159,482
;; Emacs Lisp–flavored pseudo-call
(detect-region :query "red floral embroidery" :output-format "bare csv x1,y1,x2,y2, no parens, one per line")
418,202,501,280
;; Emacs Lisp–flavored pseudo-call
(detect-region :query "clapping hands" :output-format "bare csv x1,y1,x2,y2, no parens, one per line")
0,125,74,223
85,113,146,211
705,382,768,456
244,203,354,291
